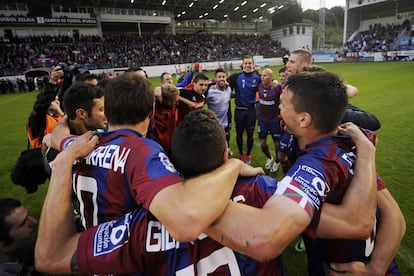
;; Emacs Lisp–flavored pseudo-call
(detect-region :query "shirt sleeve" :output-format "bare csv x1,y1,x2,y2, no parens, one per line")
77,209,147,274
274,155,327,219
127,141,183,209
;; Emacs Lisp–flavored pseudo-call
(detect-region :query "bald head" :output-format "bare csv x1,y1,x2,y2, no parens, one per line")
261,68,274,86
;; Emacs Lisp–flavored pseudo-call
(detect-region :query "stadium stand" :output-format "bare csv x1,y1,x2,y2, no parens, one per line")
0,33,285,77
344,20,412,53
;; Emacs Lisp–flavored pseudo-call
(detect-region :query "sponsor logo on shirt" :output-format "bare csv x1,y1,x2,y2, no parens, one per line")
93,213,132,256
259,99,275,105
293,165,327,210
276,164,327,216
158,152,176,173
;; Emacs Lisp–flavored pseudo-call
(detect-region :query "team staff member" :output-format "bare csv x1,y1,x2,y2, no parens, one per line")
149,83,180,157
27,67,65,149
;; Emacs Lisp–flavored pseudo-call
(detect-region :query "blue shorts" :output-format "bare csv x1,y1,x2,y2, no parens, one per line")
279,131,295,153
234,106,257,134
258,119,281,140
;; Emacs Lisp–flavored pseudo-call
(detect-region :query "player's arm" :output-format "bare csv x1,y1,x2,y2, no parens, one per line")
149,159,264,242
345,84,358,98
205,194,310,262
176,69,194,88
342,104,381,131
49,115,72,150
205,123,377,261
178,95,197,109
317,122,377,239
154,86,163,103
226,72,237,90
35,131,98,273
324,188,406,276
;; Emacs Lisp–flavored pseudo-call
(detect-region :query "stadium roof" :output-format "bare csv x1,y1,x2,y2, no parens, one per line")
90,0,297,22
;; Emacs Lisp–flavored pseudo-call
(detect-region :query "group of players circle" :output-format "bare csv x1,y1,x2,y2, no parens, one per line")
35,54,404,276
147,50,381,177
17,48,402,276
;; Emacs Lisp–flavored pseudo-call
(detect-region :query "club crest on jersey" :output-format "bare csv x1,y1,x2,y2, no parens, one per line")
93,212,132,256
158,152,176,173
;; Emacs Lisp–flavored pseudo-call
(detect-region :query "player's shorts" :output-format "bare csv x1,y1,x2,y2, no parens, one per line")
235,106,256,134
258,119,281,140
224,125,231,142
279,131,294,153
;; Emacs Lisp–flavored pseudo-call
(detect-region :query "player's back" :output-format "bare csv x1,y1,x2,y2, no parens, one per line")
76,174,284,276
295,134,382,275
186,174,284,275
73,128,182,229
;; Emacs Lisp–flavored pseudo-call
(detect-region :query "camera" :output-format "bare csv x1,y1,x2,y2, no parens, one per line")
57,62,82,79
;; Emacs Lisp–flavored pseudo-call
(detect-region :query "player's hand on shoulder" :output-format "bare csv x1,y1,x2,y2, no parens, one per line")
62,131,98,159
234,159,265,177
338,122,374,150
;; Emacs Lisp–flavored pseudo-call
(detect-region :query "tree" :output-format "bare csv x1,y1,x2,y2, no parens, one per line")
272,3,303,27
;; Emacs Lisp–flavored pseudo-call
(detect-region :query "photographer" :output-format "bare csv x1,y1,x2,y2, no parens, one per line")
27,67,65,149
57,64,91,105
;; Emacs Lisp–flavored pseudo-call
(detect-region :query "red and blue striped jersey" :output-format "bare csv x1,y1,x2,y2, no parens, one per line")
73,128,182,229
276,133,387,275
77,174,284,275
257,84,282,122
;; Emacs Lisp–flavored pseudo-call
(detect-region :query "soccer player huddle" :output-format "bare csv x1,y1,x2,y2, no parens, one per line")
33,49,404,276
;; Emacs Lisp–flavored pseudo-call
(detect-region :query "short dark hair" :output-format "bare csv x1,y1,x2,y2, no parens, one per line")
0,198,22,244
160,72,171,81
243,55,254,61
126,66,148,78
193,73,209,83
215,68,225,76
76,72,98,83
104,73,154,125
285,71,348,133
172,109,227,178
63,82,104,120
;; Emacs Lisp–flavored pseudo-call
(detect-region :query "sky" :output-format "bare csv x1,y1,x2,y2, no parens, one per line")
299,0,346,11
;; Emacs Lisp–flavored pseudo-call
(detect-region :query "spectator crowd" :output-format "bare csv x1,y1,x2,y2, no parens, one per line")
343,19,412,54
0,33,286,77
